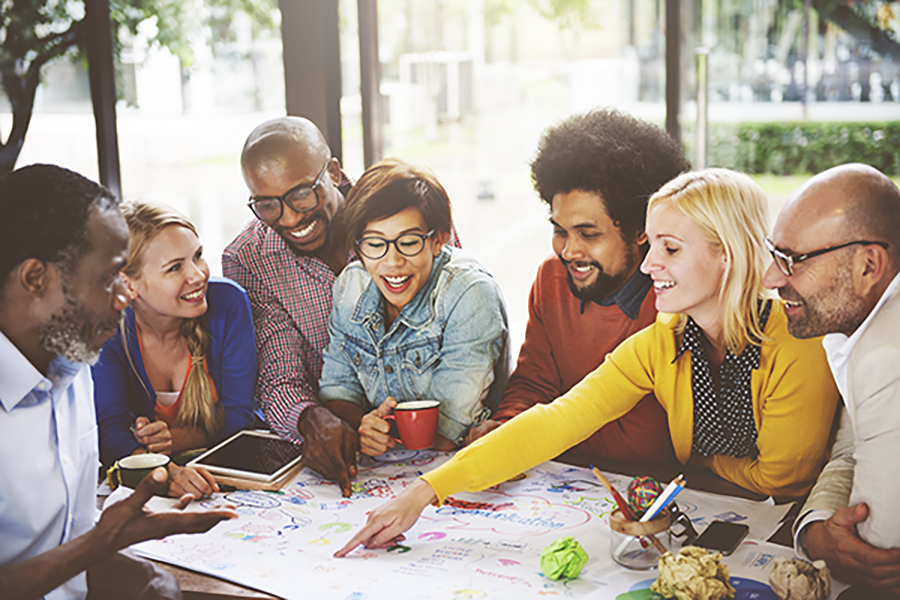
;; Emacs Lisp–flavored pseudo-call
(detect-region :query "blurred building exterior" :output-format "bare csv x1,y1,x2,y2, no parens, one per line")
3,0,898,341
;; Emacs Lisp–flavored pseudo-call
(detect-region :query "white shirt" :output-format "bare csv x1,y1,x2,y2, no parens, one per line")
794,272,900,555
821,272,900,402
0,331,100,600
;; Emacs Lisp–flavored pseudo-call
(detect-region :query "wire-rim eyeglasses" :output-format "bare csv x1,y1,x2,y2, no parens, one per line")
765,237,889,277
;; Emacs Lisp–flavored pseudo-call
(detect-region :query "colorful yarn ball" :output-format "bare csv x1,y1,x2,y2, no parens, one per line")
627,475,663,516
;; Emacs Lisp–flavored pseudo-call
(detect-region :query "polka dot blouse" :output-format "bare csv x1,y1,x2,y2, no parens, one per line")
674,300,773,459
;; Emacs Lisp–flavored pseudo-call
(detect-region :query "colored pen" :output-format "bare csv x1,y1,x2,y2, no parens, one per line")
590,465,638,521
640,474,686,523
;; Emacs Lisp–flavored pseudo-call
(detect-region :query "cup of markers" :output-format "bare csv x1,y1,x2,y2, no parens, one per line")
609,506,674,569
589,467,687,570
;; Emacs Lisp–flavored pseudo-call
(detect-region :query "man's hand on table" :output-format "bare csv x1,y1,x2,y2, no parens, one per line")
97,466,237,549
298,405,359,497
0,467,233,600
333,478,437,557
805,503,900,594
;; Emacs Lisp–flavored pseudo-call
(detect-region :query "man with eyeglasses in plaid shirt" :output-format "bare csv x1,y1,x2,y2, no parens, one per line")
224,117,360,497
224,117,461,498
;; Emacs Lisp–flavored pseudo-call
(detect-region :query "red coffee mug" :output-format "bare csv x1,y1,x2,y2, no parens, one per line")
384,400,440,450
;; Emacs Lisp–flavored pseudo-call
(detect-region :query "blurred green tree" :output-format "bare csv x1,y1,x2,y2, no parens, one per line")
527,0,595,30
0,0,277,174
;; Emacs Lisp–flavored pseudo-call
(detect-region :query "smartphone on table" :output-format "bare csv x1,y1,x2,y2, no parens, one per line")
691,520,750,556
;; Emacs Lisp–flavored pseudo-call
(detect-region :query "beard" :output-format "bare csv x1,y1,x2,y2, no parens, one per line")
561,252,638,304
38,286,120,365
779,264,868,339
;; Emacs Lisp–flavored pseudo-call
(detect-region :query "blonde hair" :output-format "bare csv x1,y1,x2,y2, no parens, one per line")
120,202,223,436
648,169,771,355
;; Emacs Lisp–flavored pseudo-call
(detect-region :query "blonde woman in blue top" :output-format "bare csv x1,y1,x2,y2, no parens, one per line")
93,202,257,498
319,158,509,455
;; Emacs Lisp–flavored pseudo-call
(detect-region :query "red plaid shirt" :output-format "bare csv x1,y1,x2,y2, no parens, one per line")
223,219,336,444
223,173,460,444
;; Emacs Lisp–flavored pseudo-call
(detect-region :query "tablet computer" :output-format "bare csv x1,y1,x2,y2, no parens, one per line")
188,430,303,482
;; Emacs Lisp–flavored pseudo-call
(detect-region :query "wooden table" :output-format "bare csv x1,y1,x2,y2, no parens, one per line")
164,563,279,600
157,451,802,599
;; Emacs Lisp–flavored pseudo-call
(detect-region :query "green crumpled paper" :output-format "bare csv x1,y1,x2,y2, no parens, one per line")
540,536,588,580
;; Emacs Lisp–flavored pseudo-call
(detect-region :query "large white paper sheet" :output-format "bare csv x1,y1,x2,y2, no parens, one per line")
669,486,792,542
124,450,838,599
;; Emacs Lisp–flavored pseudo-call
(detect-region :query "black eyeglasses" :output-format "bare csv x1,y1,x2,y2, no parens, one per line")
765,237,889,277
247,159,331,222
356,231,436,260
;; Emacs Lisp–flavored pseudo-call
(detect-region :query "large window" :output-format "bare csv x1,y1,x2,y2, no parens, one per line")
5,0,897,343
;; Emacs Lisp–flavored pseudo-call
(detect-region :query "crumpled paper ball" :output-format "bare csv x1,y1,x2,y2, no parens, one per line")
651,546,736,600
768,557,831,600
540,535,588,580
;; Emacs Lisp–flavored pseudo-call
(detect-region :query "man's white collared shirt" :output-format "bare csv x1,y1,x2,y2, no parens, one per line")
0,331,100,600
821,272,900,401
794,272,900,556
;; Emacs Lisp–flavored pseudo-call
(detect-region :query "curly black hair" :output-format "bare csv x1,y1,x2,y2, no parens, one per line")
530,108,690,242
0,164,118,284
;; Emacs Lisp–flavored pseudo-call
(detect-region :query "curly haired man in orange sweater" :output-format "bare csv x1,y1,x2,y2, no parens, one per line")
466,108,689,465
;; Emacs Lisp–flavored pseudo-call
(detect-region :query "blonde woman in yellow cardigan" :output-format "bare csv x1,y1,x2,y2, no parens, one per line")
335,168,839,556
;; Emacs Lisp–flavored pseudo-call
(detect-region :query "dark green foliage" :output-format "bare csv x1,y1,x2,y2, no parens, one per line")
707,121,900,176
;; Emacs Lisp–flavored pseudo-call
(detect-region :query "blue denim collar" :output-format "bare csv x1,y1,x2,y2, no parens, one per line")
584,269,652,320
351,246,452,331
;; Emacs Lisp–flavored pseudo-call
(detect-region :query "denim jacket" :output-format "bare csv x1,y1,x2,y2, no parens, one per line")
319,246,510,444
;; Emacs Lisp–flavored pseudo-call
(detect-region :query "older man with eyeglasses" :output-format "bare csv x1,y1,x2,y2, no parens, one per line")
764,163,900,597
224,117,460,497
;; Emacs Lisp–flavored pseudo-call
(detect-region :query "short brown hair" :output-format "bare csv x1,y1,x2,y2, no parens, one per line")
344,158,453,243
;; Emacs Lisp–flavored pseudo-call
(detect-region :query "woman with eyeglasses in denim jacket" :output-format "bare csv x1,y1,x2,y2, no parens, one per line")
318,158,509,455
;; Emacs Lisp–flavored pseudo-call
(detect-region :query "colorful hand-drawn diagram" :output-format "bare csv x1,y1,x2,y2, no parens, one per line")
131,451,800,600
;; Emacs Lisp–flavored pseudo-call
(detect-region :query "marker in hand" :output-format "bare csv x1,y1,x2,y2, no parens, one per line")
131,416,173,455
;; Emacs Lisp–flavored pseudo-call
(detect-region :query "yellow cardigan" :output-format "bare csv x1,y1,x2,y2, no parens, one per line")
424,303,839,499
